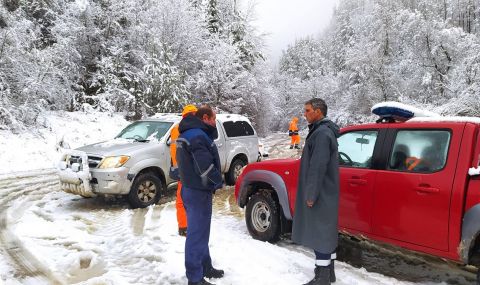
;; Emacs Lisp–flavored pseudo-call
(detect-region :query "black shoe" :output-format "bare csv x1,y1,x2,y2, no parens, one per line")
178,227,187,236
295,145,301,149
303,266,330,285
188,278,215,285
204,267,224,279
289,145,294,149
330,260,336,283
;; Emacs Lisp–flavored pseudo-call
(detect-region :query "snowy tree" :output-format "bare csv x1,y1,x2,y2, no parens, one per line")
279,37,323,81
270,0,480,130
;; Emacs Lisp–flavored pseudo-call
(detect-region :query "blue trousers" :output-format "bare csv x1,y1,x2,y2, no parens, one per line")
314,250,337,266
182,187,213,282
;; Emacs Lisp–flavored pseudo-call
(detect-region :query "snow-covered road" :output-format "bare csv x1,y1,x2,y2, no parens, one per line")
0,169,63,284
0,113,476,284
0,169,471,285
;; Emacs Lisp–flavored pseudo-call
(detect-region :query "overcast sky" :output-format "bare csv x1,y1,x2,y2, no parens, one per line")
245,0,338,65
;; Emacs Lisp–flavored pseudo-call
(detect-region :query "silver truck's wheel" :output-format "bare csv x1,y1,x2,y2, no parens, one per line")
128,173,163,208
226,158,246,186
477,268,479,285
245,191,281,242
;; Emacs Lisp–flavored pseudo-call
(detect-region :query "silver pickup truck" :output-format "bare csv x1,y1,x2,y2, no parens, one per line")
57,113,259,208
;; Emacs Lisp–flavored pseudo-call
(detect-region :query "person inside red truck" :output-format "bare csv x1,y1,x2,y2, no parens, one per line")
390,144,410,171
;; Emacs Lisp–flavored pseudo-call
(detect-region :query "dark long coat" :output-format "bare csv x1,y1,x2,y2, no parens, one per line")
292,118,340,253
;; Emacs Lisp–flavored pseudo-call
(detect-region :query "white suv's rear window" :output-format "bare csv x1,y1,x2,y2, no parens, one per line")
223,121,255,137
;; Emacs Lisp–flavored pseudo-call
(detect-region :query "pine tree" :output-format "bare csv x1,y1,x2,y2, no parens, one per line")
207,0,220,34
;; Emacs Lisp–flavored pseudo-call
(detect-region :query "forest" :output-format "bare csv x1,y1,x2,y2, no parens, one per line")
1,0,479,134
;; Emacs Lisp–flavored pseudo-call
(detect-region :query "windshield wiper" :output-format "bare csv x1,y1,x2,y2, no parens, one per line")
125,137,150,143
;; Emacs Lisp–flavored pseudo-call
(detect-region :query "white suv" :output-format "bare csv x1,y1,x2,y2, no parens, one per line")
57,113,259,208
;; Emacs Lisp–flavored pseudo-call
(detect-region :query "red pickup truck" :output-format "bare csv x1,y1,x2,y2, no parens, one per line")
235,117,480,284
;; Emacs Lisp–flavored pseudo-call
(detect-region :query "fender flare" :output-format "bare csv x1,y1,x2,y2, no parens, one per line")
225,149,249,172
237,170,292,220
460,203,480,263
129,159,166,183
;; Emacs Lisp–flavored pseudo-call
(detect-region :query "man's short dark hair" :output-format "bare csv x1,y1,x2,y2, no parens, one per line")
195,104,214,119
305,98,327,116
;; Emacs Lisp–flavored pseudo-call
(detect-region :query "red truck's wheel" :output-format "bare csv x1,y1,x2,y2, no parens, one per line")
245,191,281,242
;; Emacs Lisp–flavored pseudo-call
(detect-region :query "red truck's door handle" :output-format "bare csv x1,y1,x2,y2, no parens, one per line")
415,186,440,194
348,177,367,186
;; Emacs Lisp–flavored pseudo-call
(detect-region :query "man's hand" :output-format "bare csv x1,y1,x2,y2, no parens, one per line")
214,182,224,190
306,200,314,207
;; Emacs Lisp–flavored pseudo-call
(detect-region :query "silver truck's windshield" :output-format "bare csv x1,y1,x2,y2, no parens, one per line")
116,121,173,142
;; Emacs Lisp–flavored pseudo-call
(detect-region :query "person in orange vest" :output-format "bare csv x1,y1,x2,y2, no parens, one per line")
170,104,198,236
289,117,301,149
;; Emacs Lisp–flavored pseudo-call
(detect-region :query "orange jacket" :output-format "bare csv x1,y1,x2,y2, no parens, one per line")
289,117,299,136
170,124,180,167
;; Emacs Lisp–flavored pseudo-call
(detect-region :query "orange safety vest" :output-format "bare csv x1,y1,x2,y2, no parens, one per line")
405,157,421,171
289,120,299,136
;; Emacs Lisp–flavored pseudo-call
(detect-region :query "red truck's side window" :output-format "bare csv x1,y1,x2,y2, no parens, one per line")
387,130,451,173
338,131,378,168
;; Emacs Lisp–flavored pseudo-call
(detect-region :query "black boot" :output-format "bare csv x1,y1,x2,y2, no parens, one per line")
188,278,215,285
295,144,301,149
204,267,224,279
178,227,187,236
330,260,336,283
289,145,294,149
304,266,330,285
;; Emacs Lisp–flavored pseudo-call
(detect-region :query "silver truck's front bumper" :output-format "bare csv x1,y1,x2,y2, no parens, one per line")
90,167,132,195
57,151,133,197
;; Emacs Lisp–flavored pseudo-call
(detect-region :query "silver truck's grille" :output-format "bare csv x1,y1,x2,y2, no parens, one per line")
69,156,82,165
68,155,103,169
88,156,103,168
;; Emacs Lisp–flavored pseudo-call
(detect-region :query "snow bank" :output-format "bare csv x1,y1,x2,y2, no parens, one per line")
0,111,129,174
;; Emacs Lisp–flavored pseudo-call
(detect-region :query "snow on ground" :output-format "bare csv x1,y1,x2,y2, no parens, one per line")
0,111,129,174
0,111,459,284
5,188,425,285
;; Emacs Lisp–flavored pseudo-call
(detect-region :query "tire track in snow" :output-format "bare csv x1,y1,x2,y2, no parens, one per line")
0,168,64,284
71,203,172,284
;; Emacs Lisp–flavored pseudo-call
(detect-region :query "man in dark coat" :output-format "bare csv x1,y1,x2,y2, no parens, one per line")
176,105,224,285
292,98,340,285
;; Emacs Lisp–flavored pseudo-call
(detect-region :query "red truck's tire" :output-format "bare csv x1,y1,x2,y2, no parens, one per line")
245,191,281,242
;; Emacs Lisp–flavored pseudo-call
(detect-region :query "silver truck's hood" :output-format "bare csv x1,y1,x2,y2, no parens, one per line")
76,139,154,157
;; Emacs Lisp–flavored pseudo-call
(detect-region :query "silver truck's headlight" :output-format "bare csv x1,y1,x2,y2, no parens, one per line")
98,156,130,169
